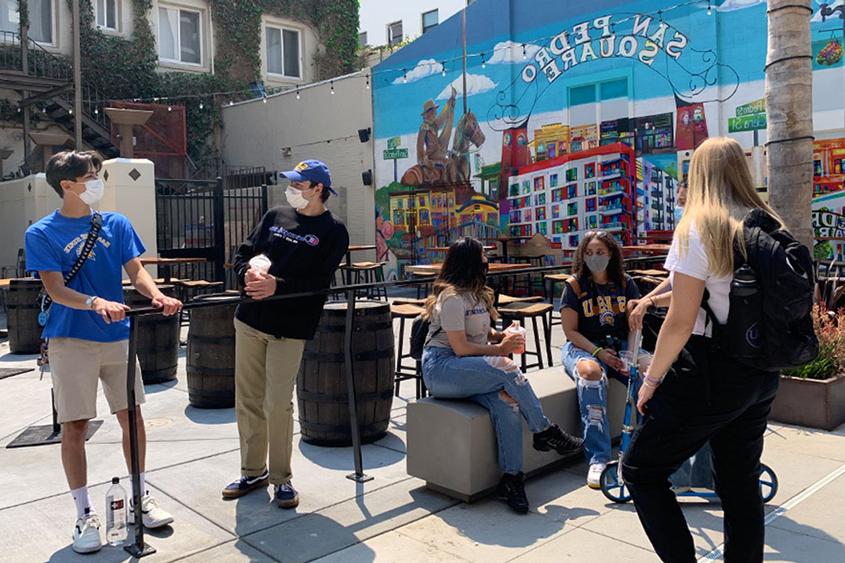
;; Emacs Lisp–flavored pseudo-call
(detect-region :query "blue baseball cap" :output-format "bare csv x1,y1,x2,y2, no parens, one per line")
281,160,337,195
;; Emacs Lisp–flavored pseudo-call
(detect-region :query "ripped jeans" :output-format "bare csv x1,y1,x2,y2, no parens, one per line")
422,346,551,474
561,341,642,466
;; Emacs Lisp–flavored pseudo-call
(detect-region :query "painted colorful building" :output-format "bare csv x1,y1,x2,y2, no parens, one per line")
371,0,845,277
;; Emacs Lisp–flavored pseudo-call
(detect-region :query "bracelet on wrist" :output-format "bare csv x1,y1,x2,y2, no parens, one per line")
648,296,656,309
643,374,664,387
592,346,604,357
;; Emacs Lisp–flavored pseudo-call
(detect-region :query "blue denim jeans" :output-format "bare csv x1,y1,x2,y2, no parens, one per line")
669,441,715,489
561,341,632,465
422,346,551,474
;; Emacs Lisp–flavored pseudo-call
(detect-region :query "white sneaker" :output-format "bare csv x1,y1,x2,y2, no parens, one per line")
72,511,103,554
128,494,174,529
587,463,607,489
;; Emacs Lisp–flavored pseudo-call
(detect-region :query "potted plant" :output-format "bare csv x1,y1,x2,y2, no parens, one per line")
770,305,845,431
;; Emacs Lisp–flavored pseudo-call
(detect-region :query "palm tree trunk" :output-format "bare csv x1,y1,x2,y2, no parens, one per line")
766,0,814,248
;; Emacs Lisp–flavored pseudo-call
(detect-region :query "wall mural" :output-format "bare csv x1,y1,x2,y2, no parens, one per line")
372,0,845,278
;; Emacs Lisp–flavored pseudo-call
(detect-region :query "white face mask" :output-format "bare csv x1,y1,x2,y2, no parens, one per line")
584,254,610,274
285,187,310,210
75,178,105,206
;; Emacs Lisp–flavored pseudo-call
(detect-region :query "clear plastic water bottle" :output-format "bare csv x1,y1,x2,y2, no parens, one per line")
105,477,127,547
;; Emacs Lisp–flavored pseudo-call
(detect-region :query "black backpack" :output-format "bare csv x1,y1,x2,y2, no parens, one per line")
703,209,818,372
409,316,440,361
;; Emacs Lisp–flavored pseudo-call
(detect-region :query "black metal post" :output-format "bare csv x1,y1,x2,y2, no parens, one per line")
212,177,226,285
124,317,155,558
344,289,372,483
51,389,60,434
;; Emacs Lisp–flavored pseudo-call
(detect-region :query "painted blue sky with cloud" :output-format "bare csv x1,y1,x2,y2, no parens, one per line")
372,0,836,139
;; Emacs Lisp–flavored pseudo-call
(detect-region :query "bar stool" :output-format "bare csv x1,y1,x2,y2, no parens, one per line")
391,303,427,399
175,280,225,326
340,262,388,300
544,273,571,329
498,302,555,371
393,297,427,306
176,280,224,302
510,255,546,295
496,293,543,307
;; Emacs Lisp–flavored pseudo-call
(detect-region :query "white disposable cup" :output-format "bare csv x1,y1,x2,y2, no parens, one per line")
248,254,271,274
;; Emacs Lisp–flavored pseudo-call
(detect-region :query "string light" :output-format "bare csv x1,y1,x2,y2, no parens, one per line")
68,108,73,115
64,2,719,106
229,100,234,106
330,80,335,94
262,95,267,103
94,108,99,115
167,105,172,111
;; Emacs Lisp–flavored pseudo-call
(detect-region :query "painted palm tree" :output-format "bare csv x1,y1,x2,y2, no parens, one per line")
766,0,815,247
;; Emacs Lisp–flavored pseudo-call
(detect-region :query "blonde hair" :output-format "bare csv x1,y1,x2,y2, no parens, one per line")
676,137,782,277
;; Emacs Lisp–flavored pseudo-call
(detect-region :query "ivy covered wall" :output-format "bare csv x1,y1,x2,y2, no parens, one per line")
61,0,360,166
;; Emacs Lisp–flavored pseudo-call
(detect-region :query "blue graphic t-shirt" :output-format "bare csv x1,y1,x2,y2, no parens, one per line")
24,211,145,342
561,274,641,343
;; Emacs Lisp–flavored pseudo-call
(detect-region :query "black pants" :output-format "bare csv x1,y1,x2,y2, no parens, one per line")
621,336,780,563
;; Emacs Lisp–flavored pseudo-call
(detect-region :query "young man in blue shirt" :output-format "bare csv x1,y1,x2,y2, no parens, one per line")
25,151,182,554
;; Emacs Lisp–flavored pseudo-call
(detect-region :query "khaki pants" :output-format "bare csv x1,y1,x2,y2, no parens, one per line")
234,318,305,485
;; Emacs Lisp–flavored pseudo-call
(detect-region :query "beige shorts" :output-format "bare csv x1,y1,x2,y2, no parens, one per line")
49,338,146,423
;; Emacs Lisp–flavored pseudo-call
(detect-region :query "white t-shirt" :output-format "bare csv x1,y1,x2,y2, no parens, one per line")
427,293,491,348
664,224,732,336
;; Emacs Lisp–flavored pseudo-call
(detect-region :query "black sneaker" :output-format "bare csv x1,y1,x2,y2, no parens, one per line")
221,470,270,499
533,424,584,456
275,482,300,509
497,472,529,514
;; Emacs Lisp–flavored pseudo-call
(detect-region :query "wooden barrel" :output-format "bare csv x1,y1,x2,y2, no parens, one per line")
124,285,180,384
6,278,42,354
186,292,238,408
297,300,395,446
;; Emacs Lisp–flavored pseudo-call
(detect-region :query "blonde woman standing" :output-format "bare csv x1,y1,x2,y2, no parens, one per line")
621,138,788,562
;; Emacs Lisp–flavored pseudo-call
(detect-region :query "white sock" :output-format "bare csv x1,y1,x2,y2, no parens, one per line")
71,486,93,519
130,473,147,506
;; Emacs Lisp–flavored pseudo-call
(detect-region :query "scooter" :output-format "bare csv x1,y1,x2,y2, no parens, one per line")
598,330,779,504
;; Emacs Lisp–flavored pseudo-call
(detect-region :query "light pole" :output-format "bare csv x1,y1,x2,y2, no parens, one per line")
72,0,82,149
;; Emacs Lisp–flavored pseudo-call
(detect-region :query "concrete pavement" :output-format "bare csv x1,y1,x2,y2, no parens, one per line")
1,312,843,562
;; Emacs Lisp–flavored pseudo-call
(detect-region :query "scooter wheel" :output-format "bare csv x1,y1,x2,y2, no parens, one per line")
759,463,778,503
600,461,632,503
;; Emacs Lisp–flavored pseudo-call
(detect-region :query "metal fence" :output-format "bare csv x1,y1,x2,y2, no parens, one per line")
155,178,268,288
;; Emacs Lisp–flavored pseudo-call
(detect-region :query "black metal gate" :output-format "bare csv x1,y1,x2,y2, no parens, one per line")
155,178,269,288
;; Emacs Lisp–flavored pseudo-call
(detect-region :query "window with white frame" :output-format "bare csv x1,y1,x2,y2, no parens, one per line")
265,24,300,79
96,0,119,31
28,0,53,43
421,9,438,34
387,20,402,46
158,5,202,65
1,0,53,42
0,0,21,34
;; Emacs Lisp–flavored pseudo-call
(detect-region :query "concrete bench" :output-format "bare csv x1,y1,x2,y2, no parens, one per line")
407,366,626,501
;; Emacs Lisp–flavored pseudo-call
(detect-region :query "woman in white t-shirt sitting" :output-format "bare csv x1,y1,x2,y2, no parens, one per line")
421,237,583,514
621,137,782,562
